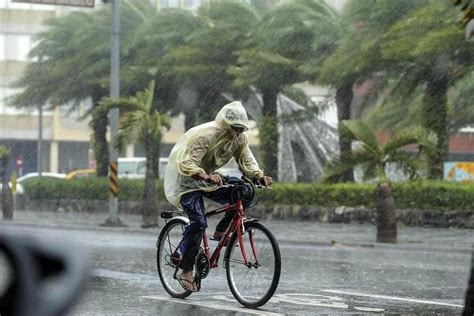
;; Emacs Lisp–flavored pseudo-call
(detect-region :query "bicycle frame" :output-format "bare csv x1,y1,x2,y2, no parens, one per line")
202,199,258,269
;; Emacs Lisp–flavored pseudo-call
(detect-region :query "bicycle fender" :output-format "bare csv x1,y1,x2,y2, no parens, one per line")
172,216,190,224
156,217,190,248
243,218,259,224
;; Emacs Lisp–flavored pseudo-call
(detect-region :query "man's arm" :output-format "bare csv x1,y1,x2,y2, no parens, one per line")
177,136,208,177
235,137,272,186
178,136,223,185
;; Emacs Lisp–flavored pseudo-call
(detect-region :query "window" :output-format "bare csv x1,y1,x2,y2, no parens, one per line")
4,34,32,61
168,0,179,7
118,162,137,175
4,0,54,10
0,35,5,60
17,35,31,61
0,87,6,113
137,161,146,175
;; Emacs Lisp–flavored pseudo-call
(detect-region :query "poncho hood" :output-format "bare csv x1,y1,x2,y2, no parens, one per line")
214,101,249,130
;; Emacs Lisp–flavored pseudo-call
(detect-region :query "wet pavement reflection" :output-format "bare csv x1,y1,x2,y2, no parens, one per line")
0,215,471,315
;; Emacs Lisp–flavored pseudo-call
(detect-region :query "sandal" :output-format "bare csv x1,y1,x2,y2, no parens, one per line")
177,277,199,292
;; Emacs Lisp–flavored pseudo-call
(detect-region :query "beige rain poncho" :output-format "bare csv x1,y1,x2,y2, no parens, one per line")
164,101,264,209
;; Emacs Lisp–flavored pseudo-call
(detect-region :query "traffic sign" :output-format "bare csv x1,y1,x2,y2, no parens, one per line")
16,158,23,166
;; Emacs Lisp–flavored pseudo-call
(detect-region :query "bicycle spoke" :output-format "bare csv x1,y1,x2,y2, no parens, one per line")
157,220,191,298
229,259,246,265
226,223,280,308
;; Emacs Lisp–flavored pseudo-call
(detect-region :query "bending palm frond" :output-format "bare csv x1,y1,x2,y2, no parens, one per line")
322,148,374,183
383,127,437,156
322,120,437,183
340,120,380,156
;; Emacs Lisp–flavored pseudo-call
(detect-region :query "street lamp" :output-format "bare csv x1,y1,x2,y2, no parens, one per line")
101,0,126,227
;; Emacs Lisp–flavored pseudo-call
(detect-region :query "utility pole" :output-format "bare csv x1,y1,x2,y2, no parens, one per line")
102,0,126,227
37,104,42,177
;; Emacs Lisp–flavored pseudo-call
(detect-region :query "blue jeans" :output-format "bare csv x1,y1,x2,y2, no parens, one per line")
178,185,242,271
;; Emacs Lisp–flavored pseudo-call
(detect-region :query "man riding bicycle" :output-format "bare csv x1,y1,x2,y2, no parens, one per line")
164,101,272,292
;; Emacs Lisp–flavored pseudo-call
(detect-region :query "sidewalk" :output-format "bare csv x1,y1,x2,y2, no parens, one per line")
1,209,159,234
2,209,474,252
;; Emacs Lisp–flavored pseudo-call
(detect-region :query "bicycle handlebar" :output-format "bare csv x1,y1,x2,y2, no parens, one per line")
217,176,272,189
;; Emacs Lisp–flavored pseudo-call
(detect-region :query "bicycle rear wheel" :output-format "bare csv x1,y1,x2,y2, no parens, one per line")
224,221,281,308
156,218,192,298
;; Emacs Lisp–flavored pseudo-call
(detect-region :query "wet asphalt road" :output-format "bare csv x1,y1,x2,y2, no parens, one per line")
0,217,472,315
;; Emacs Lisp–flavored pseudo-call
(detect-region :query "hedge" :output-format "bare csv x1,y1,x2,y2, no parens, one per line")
23,178,164,202
22,178,474,211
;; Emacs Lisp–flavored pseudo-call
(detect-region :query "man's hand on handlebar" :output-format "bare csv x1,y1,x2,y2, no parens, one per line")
194,172,223,186
255,176,273,187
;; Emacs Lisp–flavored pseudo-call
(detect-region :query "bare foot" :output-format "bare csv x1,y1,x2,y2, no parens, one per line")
213,231,225,240
178,270,197,292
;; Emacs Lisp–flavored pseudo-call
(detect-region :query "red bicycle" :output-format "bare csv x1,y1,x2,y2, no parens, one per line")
156,177,281,308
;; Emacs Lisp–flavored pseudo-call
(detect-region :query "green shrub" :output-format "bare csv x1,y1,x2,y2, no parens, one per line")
23,178,474,211
23,178,165,201
392,181,474,210
258,183,376,206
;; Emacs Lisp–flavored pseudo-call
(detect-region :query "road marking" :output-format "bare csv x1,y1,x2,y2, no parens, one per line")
142,295,283,316
322,290,463,308
271,294,349,309
212,293,349,308
354,307,385,312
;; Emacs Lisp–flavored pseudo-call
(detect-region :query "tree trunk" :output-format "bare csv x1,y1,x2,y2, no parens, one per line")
183,89,220,131
335,81,354,182
91,93,109,177
463,250,474,316
197,89,220,125
141,139,159,228
184,109,196,131
422,54,449,180
375,182,397,243
260,88,279,180
1,154,13,220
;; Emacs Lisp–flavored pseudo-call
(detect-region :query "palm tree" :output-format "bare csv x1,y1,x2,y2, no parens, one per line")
161,2,259,129
381,1,474,179
318,0,427,182
230,0,338,179
9,1,156,177
95,81,171,228
0,146,13,220
322,121,437,243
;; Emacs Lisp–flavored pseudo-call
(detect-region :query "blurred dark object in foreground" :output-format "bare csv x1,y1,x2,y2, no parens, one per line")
464,248,474,316
0,233,89,316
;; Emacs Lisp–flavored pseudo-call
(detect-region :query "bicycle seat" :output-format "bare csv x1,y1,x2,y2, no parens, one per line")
160,211,174,219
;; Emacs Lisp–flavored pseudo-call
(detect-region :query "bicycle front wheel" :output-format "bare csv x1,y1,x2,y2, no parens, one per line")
224,221,281,308
156,218,192,299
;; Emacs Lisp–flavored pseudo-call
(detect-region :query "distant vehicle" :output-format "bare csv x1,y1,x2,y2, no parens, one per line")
0,172,66,195
16,172,66,183
118,157,168,179
63,158,169,181
65,169,96,180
